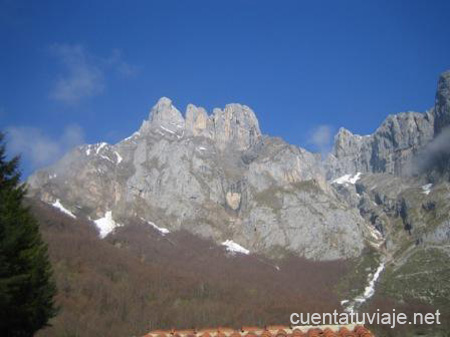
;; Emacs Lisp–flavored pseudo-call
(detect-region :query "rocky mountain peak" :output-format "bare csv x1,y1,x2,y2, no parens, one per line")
333,127,370,155
326,70,450,178
212,103,261,150
334,127,359,142
144,97,185,133
137,98,262,151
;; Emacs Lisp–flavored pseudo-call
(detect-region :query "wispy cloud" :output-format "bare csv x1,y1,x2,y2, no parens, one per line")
49,44,104,103
5,124,85,170
49,44,138,104
412,126,450,174
106,49,140,78
308,124,334,156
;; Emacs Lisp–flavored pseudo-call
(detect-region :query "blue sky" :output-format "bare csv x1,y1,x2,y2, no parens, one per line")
1,0,450,176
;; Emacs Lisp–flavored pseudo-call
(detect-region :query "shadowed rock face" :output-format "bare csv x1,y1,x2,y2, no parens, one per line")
27,70,450,262
434,71,450,136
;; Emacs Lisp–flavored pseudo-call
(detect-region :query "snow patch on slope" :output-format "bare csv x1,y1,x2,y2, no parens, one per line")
221,240,250,255
343,260,385,312
358,262,385,302
115,151,123,164
367,225,383,247
94,211,122,239
332,172,362,185
99,154,113,162
84,143,109,157
160,125,175,135
421,183,433,195
143,219,170,235
96,142,108,154
51,199,76,218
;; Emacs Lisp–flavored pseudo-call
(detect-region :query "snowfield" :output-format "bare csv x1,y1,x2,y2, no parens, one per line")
94,211,122,239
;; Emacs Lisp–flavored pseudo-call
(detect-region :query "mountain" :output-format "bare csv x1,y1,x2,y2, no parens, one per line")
324,70,450,325
27,99,374,260
26,70,450,336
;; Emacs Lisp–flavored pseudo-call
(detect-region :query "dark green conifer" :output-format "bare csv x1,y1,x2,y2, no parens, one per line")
0,133,56,337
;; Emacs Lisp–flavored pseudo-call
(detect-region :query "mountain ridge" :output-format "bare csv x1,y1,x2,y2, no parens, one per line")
27,70,450,262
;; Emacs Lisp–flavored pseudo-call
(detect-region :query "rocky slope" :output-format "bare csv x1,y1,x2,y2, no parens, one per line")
323,70,450,321
326,111,435,178
323,71,450,264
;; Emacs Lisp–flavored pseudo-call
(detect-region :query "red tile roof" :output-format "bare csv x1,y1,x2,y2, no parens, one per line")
143,325,375,337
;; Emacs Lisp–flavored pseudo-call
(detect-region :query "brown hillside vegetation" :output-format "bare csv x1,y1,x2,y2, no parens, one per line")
363,293,449,337
28,199,352,337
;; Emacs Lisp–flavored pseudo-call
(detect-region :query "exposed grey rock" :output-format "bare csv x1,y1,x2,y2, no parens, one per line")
27,69,450,264
327,70,450,179
185,104,212,137
419,71,450,176
141,97,185,134
434,70,450,136
211,103,261,151
28,98,369,261
327,111,435,178
424,219,450,244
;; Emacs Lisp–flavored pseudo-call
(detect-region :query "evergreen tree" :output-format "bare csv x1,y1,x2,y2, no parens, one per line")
0,133,56,337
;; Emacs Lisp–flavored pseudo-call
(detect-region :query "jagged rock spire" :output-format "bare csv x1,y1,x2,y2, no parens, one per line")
212,103,261,150
141,97,185,134
141,97,261,151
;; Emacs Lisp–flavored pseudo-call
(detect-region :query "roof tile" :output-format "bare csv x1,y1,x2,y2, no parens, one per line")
145,325,374,337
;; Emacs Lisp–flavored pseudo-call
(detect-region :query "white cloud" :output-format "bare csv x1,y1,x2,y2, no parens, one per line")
308,124,334,156
49,44,104,103
5,125,84,169
49,44,138,104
